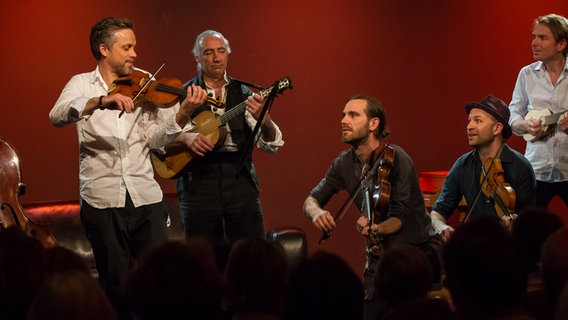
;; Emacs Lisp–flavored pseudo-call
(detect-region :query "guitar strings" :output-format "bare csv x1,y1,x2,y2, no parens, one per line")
195,87,272,134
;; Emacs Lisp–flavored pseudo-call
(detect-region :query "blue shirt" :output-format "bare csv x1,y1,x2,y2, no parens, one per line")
432,144,536,220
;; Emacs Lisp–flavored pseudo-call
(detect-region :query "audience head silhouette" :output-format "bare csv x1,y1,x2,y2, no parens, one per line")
44,245,92,276
223,237,288,318
541,227,568,312
0,226,46,320
382,296,456,320
511,207,564,272
374,243,433,309
27,270,118,320
554,282,568,320
280,250,363,320
443,216,529,319
125,238,223,320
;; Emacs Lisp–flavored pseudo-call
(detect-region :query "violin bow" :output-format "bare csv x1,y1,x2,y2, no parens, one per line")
119,61,167,118
319,184,361,244
462,158,495,224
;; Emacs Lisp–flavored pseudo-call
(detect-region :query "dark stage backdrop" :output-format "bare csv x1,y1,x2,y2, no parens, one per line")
2,0,567,275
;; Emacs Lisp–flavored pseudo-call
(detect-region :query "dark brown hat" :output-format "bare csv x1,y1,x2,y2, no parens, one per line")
465,95,512,139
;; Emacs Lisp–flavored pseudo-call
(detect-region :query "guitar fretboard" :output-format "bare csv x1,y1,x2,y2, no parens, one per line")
218,83,279,125
544,111,565,125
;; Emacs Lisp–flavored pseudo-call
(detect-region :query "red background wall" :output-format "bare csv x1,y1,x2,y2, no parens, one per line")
2,0,567,275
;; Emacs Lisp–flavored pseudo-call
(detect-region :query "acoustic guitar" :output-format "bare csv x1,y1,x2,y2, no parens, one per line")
151,76,292,179
523,109,566,142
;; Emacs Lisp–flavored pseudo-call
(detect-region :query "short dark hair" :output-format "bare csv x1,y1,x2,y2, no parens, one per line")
89,17,134,61
349,94,390,139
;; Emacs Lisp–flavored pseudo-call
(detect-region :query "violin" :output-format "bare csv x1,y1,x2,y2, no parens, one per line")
0,138,57,248
371,144,394,210
366,144,395,256
480,157,516,219
108,69,226,109
318,143,395,248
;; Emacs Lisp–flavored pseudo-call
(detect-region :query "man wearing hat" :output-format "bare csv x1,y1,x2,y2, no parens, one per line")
430,95,536,242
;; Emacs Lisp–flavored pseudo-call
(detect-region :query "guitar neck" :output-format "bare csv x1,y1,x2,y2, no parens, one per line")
219,101,247,125
218,84,278,125
544,111,565,126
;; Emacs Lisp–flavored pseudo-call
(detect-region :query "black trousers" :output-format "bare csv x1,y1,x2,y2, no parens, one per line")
80,194,168,319
177,155,265,244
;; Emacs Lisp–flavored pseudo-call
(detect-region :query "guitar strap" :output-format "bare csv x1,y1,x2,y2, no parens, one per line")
235,78,280,177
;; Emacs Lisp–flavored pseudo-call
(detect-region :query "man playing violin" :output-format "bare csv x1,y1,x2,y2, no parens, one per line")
49,17,208,319
509,14,568,209
303,95,440,320
175,30,284,244
430,95,536,242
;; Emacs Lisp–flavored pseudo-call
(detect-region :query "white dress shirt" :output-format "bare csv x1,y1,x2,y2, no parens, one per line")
49,66,183,208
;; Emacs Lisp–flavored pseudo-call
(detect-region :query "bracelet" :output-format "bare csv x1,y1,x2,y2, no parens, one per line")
97,96,104,109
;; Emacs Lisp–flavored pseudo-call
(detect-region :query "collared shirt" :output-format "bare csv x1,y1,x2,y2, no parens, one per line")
49,66,183,209
509,60,568,182
432,144,536,220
